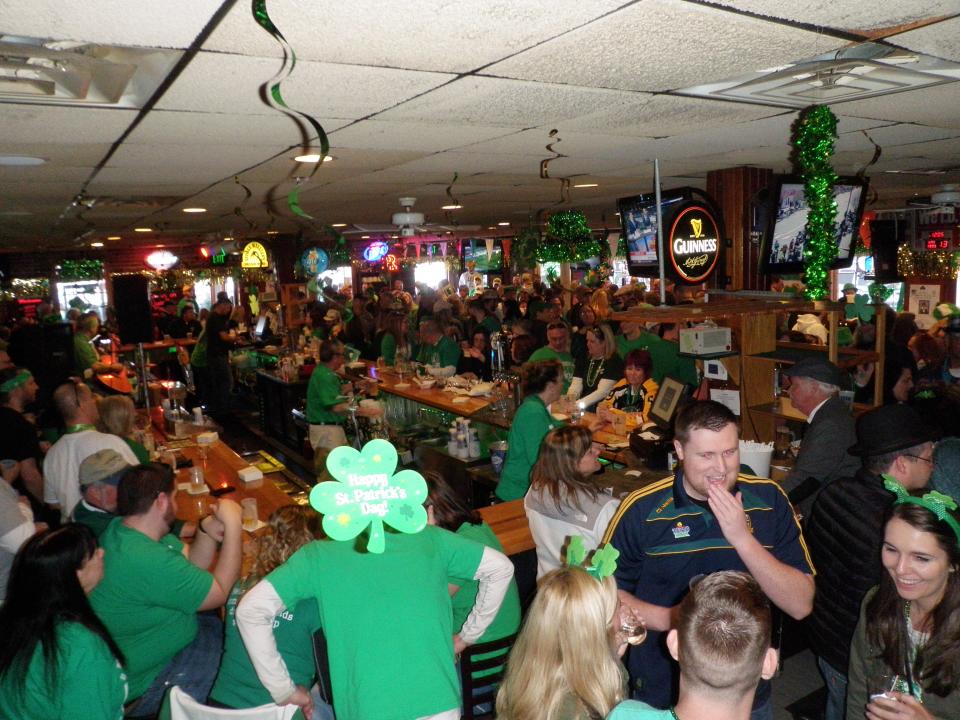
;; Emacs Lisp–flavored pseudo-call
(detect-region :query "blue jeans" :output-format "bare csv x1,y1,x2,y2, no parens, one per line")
128,614,223,717
817,656,848,720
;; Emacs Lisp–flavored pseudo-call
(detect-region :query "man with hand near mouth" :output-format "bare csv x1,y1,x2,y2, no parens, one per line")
604,400,814,720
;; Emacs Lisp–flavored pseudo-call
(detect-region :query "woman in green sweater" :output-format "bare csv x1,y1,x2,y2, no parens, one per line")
495,360,565,502
0,524,127,720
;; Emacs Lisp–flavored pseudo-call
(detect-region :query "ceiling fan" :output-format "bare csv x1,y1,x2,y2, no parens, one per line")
906,184,960,211
343,197,480,237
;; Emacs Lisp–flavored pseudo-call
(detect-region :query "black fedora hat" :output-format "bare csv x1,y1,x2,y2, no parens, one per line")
848,404,939,457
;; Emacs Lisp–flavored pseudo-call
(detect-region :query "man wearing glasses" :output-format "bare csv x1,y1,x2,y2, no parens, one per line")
43,380,138,521
804,404,937,720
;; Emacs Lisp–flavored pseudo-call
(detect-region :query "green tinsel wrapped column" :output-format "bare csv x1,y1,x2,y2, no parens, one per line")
792,105,839,300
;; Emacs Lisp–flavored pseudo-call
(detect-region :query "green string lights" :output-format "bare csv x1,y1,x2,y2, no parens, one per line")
539,210,601,263
791,105,839,300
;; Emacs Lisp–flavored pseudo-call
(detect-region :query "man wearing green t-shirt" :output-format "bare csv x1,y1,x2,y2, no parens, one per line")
529,322,576,393
306,339,353,474
236,526,514,720
416,317,461,372
90,463,243,717
74,314,123,377
616,320,698,387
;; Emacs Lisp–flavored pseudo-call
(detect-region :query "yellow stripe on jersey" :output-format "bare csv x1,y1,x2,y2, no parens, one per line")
602,475,674,544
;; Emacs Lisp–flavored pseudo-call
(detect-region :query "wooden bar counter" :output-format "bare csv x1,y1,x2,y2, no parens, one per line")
352,363,495,417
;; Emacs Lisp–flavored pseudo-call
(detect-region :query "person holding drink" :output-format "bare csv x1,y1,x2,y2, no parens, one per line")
846,481,960,720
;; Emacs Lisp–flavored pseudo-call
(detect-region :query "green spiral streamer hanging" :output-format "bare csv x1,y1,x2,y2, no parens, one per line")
252,0,331,221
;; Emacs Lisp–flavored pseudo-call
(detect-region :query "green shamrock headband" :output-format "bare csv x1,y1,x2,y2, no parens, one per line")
883,475,960,543
0,370,31,394
565,536,619,581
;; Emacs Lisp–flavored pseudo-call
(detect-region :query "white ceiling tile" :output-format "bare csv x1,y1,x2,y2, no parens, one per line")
563,95,784,138
203,0,627,73
453,128,661,160
485,0,847,93
127,111,352,146
0,104,137,145
0,0,222,49
330,121,522,154
838,83,960,129
701,1,959,32
835,123,960,152
0,165,93,183
0,143,113,166
156,51,455,119
887,17,960,63
378,76,632,126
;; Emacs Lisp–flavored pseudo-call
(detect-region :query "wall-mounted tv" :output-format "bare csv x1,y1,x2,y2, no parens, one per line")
618,187,719,278
461,238,503,273
761,176,869,274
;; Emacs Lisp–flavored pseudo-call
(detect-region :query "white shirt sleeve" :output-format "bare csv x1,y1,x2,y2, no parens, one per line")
0,520,35,554
235,579,297,704
568,377,584,400
579,378,617,409
457,546,514,645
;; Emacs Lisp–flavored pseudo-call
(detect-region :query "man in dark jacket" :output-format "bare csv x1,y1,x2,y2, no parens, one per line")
781,357,859,518
804,404,937,720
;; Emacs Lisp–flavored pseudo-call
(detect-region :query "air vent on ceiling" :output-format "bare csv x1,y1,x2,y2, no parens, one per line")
676,42,960,109
0,35,181,108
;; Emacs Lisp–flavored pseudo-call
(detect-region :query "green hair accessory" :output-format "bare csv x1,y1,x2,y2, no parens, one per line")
0,370,31,394
883,475,960,543
565,536,619,581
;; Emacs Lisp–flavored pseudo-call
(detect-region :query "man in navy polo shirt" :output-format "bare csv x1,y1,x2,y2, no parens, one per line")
604,401,814,719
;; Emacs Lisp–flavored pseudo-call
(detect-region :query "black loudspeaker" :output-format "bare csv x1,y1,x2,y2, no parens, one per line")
871,220,903,283
112,274,154,344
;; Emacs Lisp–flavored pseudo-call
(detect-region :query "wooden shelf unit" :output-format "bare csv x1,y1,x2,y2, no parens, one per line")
611,296,886,443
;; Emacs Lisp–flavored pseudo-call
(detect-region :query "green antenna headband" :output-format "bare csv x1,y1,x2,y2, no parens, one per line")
883,475,960,544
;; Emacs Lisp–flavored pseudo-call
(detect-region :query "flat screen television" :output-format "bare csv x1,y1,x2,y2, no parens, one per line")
461,238,503,273
761,176,869,274
618,187,713,277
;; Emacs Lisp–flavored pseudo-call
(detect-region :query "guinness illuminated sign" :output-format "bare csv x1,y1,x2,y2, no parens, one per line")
668,204,721,284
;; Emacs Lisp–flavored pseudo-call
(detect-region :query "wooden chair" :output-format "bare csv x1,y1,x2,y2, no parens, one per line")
459,632,518,720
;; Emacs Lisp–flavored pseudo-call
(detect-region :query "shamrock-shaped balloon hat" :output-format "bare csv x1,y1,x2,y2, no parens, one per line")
565,536,620,580
309,439,428,553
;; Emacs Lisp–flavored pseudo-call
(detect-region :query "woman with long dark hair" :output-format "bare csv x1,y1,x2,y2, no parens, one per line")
525,425,618,578
847,487,960,720
0,524,127,719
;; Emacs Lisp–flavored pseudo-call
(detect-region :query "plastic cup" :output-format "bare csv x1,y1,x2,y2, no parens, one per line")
189,467,205,493
241,497,259,531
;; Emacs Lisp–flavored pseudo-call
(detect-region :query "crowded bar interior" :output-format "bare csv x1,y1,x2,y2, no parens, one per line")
2,2,960,720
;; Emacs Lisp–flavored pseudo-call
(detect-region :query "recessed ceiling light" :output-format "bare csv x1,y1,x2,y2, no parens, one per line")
107,235,121,240
182,207,206,213
361,235,370,239
497,222,510,226
331,223,348,227
488,226,496,230
0,155,46,166
266,230,278,235
90,242,104,247
223,236,234,241
573,183,598,188
155,244,165,248
441,204,462,210
134,227,152,232
294,154,334,163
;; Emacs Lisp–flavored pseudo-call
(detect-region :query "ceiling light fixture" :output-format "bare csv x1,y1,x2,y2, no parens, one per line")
361,235,370,239
134,227,152,232
182,207,206,213
573,183,598,188
0,155,46,166
266,230,278,235
498,222,510,226
107,235,121,240
294,154,334,163
331,223,347,227
90,242,104,247
441,204,462,210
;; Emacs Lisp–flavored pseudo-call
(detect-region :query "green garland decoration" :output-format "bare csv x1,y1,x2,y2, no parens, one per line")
511,227,541,270
329,234,351,269
58,259,103,281
540,210,601,263
791,105,839,300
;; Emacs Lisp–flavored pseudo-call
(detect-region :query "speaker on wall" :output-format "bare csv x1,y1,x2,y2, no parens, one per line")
112,274,154,344
870,220,903,283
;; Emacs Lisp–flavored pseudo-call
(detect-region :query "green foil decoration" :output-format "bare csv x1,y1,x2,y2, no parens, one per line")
791,105,839,300
540,210,601,263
